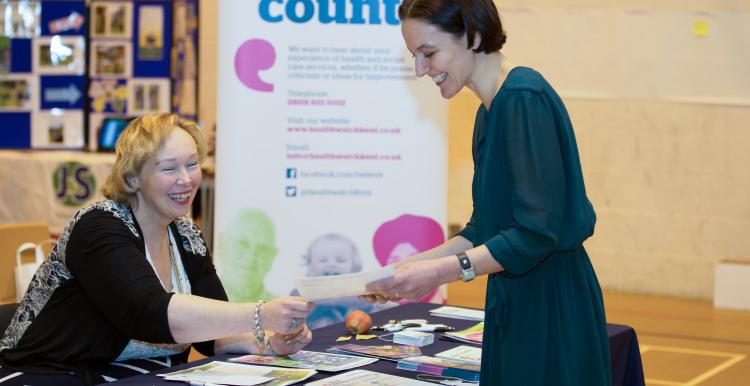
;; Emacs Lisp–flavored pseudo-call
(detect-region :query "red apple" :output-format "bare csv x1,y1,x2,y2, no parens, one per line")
345,310,372,335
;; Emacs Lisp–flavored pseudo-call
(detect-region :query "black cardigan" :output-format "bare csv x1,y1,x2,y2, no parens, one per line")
0,201,227,377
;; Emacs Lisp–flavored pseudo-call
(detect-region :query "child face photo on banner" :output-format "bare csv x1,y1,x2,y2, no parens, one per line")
0,75,36,110
33,36,85,75
91,1,133,38
138,5,164,61
91,41,132,78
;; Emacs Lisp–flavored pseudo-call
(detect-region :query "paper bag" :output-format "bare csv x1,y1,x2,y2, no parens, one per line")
15,240,52,302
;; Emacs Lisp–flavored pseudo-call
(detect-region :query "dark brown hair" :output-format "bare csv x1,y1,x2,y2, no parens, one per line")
398,0,507,54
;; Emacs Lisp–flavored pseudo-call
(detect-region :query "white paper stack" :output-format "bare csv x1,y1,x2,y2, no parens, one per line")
429,305,485,321
393,330,434,347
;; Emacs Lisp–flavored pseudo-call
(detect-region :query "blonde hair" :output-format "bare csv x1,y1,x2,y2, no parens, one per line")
102,113,208,203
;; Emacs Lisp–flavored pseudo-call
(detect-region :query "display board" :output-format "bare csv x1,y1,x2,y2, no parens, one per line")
87,0,173,151
1,0,86,149
215,0,449,328
1,0,195,151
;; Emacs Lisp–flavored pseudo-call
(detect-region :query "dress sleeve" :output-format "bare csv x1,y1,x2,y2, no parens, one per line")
65,210,176,343
457,212,478,245
485,89,566,275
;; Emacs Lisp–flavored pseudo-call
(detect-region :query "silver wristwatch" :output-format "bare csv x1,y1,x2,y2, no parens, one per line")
456,252,476,282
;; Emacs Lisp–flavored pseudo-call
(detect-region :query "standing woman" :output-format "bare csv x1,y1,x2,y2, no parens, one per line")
365,1,611,384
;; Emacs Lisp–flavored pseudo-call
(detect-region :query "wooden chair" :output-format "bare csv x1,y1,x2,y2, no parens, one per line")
0,222,51,304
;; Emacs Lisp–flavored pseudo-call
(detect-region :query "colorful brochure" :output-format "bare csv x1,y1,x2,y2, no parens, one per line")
158,361,316,386
327,344,422,361
434,345,482,366
229,350,377,372
397,355,481,382
443,322,483,345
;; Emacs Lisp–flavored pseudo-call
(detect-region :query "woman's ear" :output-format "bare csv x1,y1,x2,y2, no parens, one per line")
472,32,482,51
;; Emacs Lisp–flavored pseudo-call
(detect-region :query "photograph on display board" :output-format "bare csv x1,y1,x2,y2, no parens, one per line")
31,110,84,149
91,41,132,78
89,78,128,113
91,1,133,39
33,36,85,75
138,5,164,61
0,75,36,111
0,1,41,38
128,78,169,115
171,1,198,116
0,37,10,73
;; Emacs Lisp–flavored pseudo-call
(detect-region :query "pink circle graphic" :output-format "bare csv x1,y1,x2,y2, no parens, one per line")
234,39,276,92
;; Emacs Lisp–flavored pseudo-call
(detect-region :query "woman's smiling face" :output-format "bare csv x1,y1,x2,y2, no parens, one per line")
401,18,478,99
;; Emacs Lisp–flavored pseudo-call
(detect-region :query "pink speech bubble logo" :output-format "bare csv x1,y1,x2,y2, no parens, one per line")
235,39,275,92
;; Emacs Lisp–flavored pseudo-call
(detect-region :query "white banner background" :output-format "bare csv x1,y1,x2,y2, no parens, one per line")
215,1,448,327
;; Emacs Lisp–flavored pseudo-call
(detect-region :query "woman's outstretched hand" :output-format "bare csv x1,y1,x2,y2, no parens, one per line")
260,296,313,334
363,258,449,303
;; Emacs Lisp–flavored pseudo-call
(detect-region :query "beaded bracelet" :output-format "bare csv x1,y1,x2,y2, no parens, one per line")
253,300,265,348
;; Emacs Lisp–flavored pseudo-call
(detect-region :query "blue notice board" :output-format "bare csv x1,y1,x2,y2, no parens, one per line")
41,0,87,36
0,113,32,148
40,76,86,110
132,0,172,77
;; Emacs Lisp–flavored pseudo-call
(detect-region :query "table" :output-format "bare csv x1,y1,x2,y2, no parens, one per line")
111,302,645,385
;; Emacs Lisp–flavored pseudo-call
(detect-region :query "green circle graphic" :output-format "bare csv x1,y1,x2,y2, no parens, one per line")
52,161,96,207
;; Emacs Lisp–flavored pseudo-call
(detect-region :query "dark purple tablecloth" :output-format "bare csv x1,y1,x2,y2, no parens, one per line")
106,302,644,385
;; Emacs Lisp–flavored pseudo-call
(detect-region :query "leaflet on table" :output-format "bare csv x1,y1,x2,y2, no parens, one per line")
327,344,422,361
397,356,481,382
158,361,316,386
229,350,377,372
443,322,484,345
429,306,485,321
434,345,482,366
295,266,395,301
305,369,436,386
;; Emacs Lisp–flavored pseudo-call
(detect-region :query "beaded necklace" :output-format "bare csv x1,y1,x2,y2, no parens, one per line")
168,232,184,294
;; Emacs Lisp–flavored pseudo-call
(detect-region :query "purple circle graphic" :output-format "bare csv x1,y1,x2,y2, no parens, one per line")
235,39,276,92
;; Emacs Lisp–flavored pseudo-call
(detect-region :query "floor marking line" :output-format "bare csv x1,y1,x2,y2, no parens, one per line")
684,354,746,386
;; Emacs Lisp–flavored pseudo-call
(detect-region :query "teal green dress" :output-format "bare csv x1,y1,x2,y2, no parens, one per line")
457,67,611,385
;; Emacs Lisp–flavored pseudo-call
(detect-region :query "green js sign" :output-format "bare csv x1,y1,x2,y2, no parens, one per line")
53,161,96,207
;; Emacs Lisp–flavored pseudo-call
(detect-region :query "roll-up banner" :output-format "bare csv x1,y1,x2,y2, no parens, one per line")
215,0,448,328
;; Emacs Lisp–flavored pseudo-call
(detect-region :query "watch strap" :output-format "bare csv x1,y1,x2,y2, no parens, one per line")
456,252,476,281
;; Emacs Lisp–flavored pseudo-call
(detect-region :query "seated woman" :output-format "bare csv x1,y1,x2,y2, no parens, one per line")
0,114,313,385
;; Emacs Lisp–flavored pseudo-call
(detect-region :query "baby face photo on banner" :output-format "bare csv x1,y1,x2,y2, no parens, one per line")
0,75,37,111
90,1,133,39
33,36,85,75
128,78,170,115
138,5,164,61
90,41,132,78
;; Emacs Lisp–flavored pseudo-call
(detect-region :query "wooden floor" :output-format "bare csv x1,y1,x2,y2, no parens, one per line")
447,277,750,386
